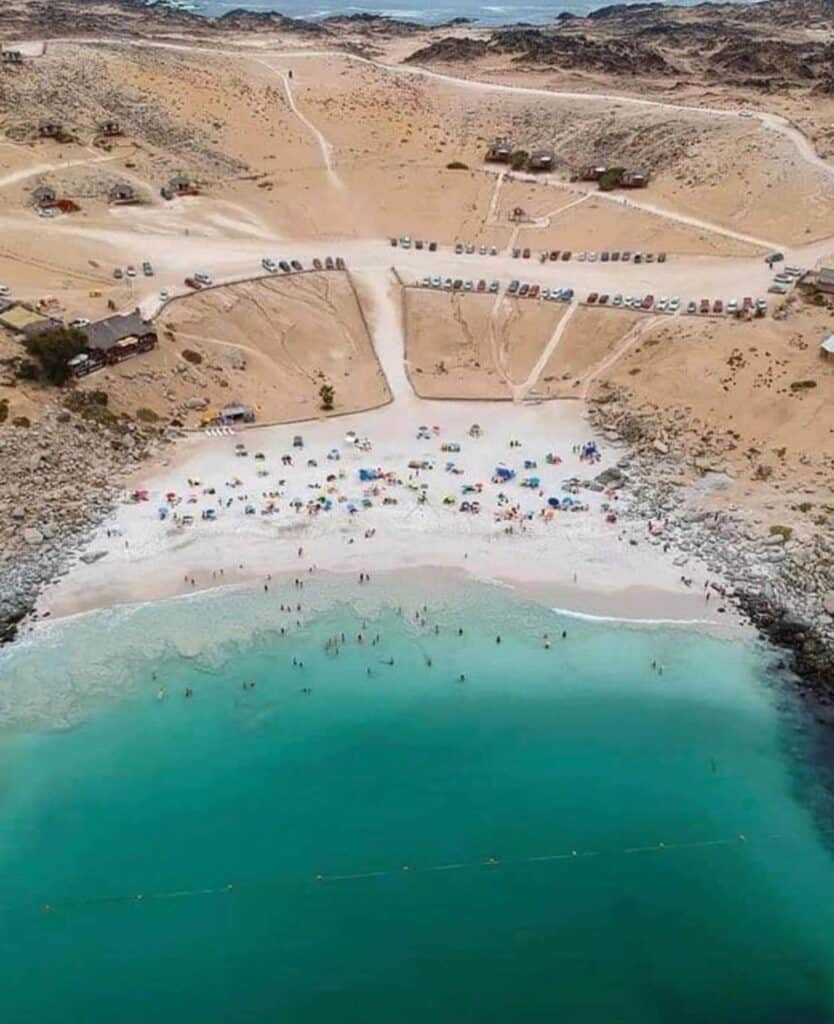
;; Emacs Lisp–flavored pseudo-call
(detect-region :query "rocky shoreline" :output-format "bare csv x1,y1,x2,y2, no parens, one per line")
588,383,834,703
0,406,165,645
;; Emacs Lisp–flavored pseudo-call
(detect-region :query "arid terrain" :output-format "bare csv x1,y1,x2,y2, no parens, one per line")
0,0,831,686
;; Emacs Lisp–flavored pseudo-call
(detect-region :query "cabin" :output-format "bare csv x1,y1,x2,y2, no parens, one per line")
528,149,555,173
621,170,650,189
816,267,834,295
581,164,608,182
485,138,513,163
109,182,137,204
219,403,255,425
822,334,834,361
32,184,57,207
39,120,62,139
99,120,122,137
2,50,23,64
73,312,157,375
161,173,197,200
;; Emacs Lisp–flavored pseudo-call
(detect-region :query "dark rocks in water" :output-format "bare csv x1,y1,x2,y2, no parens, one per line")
737,591,834,698
216,9,329,34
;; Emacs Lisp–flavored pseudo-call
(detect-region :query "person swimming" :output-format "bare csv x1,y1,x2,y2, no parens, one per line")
157,687,165,700
184,687,193,698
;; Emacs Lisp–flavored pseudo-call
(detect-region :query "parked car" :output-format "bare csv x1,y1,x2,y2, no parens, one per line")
587,291,598,304
142,261,154,277
742,296,753,310
443,277,453,290
477,279,486,292
522,248,531,259
518,283,529,297
508,280,520,295
686,300,697,314
279,261,291,272
479,245,488,256
421,276,431,288
529,284,540,299
541,287,550,300
159,290,170,302
766,251,784,264
489,246,498,256
432,276,442,288
768,284,788,294
325,257,334,270
549,250,559,261
113,267,123,279
727,299,738,313
578,252,586,262
466,243,476,255
700,299,710,314
512,248,521,258
561,251,571,261
194,272,212,286
634,253,643,264
658,252,667,263
415,240,424,250
390,237,398,246
713,299,723,313
335,257,346,270
453,279,463,290
612,293,623,307
588,252,598,262
455,243,464,255
561,288,574,301
262,258,278,272
598,294,609,305
489,280,499,293
621,251,632,261
548,288,562,301
601,251,609,262
641,294,654,309
184,276,202,289
755,298,767,311
669,298,680,312
611,251,621,262
70,317,90,328
645,253,655,264
429,241,437,252
126,265,137,278
293,435,304,448
290,260,302,271
656,298,667,312
400,236,412,249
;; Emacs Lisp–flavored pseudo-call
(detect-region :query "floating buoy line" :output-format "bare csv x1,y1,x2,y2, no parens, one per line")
28,827,833,917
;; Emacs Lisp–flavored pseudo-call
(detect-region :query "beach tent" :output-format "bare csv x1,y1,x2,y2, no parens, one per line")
494,466,515,481
547,497,561,509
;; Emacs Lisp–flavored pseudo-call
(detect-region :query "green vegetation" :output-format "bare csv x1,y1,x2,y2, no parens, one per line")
11,415,31,428
0,398,7,424
135,406,160,423
789,379,817,391
63,389,117,426
510,149,529,172
769,524,793,541
21,327,87,386
446,161,469,171
319,383,335,411
182,349,203,365
598,166,625,191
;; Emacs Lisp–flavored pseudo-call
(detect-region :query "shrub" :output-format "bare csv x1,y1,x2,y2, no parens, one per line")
182,349,203,365
12,415,30,427
789,379,817,391
769,524,793,541
0,398,7,424
135,406,160,423
15,358,41,381
510,149,529,171
21,327,87,386
319,383,335,411
598,167,625,191
446,161,469,170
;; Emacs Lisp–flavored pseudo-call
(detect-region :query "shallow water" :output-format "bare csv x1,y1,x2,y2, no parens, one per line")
1,582,834,1022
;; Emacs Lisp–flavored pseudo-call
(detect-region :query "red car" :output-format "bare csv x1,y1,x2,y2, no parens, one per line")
598,294,609,305
713,299,723,314
477,279,486,292
641,294,654,309
184,276,202,289
700,299,710,314
529,284,540,298
522,248,531,259
549,250,560,261
587,292,598,304
742,296,753,309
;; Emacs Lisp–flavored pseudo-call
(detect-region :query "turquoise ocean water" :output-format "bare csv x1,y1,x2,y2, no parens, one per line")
1,580,834,1022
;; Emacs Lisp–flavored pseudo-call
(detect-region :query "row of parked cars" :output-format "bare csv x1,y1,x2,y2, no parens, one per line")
261,255,345,274
520,249,667,264
508,281,574,301
768,266,803,294
420,275,501,293
113,261,154,280
585,292,768,315
392,236,438,251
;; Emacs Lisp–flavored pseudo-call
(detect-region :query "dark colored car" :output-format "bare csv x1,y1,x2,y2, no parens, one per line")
549,250,559,261
700,299,710,314
279,261,291,272
453,279,463,290
335,257,345,270
415,240,424,250
598,294,609,304
428,241,437,252
658,252,667,263
522,248,531,259
390,238,398,247
325,256,334,270
519,283,529,297
621,251,632,262
508,280,520,295
601,252,609,262
642,294,654,309
713,299,723,313
611,251,620,262
587,292,598,304
291,260,302,271
313,258,323,270
512,248,521,258
561,251,571,261
477,279,486,292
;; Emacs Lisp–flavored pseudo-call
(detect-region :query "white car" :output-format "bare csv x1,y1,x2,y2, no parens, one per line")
443,277,453,290
755,298,767,311
0,285,10,296
727,299,738,313
489,280,500,293
69,317,91,328
549,288,562,301
431,276,442,288
125,265,137,278
262,258,278,273
159,290,170,302
421,276,431,288
669,298,681,312
541,287,550,300
400,235,412,249
612,293,623,307
38,207,58,219
464,279,474,291
587,252,598,262
656,297,668,312
577,252,587,262
194,272,212,286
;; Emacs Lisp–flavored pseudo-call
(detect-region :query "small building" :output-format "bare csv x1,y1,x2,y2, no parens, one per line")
99,120,122,137
821,334,834,360
2,50,23,64
32,184,57,206
485,138,513,163
75,312,157,375
621,170,649,188
528,149,555,172
816,267,834,295
109,182,137,204
219,403,255,425
39,120,62,139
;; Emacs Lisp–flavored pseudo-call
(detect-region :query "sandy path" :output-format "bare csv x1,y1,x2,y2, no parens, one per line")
0,152,121,190
579,315,661,399
511,301,578,401
251,57,343,190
